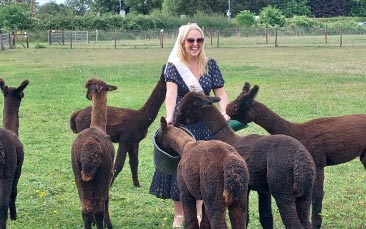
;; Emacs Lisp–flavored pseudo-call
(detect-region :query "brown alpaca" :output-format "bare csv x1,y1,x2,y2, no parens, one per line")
71,78,117,229
175,92,315,229
155,117,249,229
0,79,28,229
70,66,166,187
226,82,366,229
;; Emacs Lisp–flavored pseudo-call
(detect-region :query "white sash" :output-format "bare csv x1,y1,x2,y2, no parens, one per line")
173,60,204,93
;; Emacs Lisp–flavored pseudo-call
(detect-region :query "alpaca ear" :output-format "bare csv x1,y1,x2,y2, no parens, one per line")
107,85,117,91
160,117,168,131
194,96,219,108
17,80,29,92
0,79,5,94
242,82,251,93
249,85,259,99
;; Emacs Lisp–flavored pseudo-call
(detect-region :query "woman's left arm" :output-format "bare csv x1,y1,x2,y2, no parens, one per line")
213,87,230,121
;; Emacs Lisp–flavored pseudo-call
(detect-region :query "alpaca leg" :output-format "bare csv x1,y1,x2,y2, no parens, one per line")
103,191,112,229
200,204,210,229
295,194,312,228
9,167,21,220
82,211,93,229
111,143,128,185
0,178,13,226
228,195,248,229
258,191,273,229
180,188,199,228
360,150,366,169
0,186,10,229
202,199,227,229
94,211,104,229
312,168,324,229
275,197,303,229
127,143,140,187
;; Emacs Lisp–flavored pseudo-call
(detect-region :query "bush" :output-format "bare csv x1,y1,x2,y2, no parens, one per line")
259,5,286,27
234,10,256,27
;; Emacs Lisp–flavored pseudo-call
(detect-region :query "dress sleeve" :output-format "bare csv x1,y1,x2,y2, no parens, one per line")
208,58,225,89
164,62,179,84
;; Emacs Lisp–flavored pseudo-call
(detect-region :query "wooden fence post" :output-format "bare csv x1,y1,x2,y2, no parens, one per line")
339,25,343,47
275,27,278,47
216,30,220,48
114,32,117,49
0,34,4,51
324,25,328,44
160,29,164,48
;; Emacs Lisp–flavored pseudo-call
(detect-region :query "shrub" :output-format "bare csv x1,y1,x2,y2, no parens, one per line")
234,10,256,27
259,5,286,27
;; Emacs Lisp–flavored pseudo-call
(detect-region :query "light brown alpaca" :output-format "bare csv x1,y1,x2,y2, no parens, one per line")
175,92,315,229
226,82,366,228
70,65,166,187
0,79,28,229
71,78,116,229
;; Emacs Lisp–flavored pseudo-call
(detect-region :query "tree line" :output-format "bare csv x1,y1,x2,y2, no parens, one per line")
0,0,365,33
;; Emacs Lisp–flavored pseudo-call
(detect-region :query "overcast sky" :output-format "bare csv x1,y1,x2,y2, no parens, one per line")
38,0,65,5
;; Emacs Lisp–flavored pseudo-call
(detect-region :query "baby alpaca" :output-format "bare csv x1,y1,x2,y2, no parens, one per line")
156,117,249,229
71,78,116,229
0,79,28,229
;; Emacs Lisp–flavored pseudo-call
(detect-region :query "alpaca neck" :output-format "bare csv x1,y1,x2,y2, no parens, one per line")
171,131,194,156
139,78,166,127
253,102,292,135
90,95,107,132
200,106,238,145
3,99,20,135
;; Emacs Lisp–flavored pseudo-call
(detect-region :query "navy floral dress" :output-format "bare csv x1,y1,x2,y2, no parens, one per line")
149,58,225,200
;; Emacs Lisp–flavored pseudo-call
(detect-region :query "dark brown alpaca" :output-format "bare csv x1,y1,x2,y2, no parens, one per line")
0,79,28,229
226,82,366,229
71,78,117,229
175,92,315,229
70,66,166,187
156,117,249,229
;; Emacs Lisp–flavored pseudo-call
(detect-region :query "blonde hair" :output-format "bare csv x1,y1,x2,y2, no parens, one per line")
176,23,208,76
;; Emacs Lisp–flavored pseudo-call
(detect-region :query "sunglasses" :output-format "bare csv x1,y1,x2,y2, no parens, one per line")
186,38,204,44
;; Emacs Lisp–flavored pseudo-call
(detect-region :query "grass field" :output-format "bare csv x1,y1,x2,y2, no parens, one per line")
0,44,365,228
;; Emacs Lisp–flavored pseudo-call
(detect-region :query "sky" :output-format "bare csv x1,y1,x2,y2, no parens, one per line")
38,0,65,5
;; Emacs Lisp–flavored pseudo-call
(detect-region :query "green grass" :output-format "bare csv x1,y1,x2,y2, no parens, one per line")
0,44,365,228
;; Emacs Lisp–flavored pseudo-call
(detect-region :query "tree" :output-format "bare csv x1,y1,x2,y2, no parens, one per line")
161,0,177,16
274,0,310,17
0,3,31,31
259,5,285,26
124,0,162,15
65,0,92,16
309,0,352,17
241,0,275,14
235,10,256,27
351,0,366,17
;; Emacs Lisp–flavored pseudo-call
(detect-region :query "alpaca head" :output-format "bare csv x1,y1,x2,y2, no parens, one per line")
0,78,29,101
85,78,117,101
226,82,259,125
155,117,180,157
175,91,220,125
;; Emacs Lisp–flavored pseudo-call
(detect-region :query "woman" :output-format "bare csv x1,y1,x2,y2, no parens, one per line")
149,23,230,228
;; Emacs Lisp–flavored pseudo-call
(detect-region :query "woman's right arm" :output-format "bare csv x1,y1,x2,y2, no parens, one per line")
165,82,178,124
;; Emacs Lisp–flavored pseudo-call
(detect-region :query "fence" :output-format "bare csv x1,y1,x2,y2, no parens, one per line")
0,33,10,51
43,26,366,49
0,32,30,51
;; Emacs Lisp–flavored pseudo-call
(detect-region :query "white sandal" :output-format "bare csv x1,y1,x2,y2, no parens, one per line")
172,215,183,228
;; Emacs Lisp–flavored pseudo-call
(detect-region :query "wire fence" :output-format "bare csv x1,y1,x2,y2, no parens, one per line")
2,26,366,50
